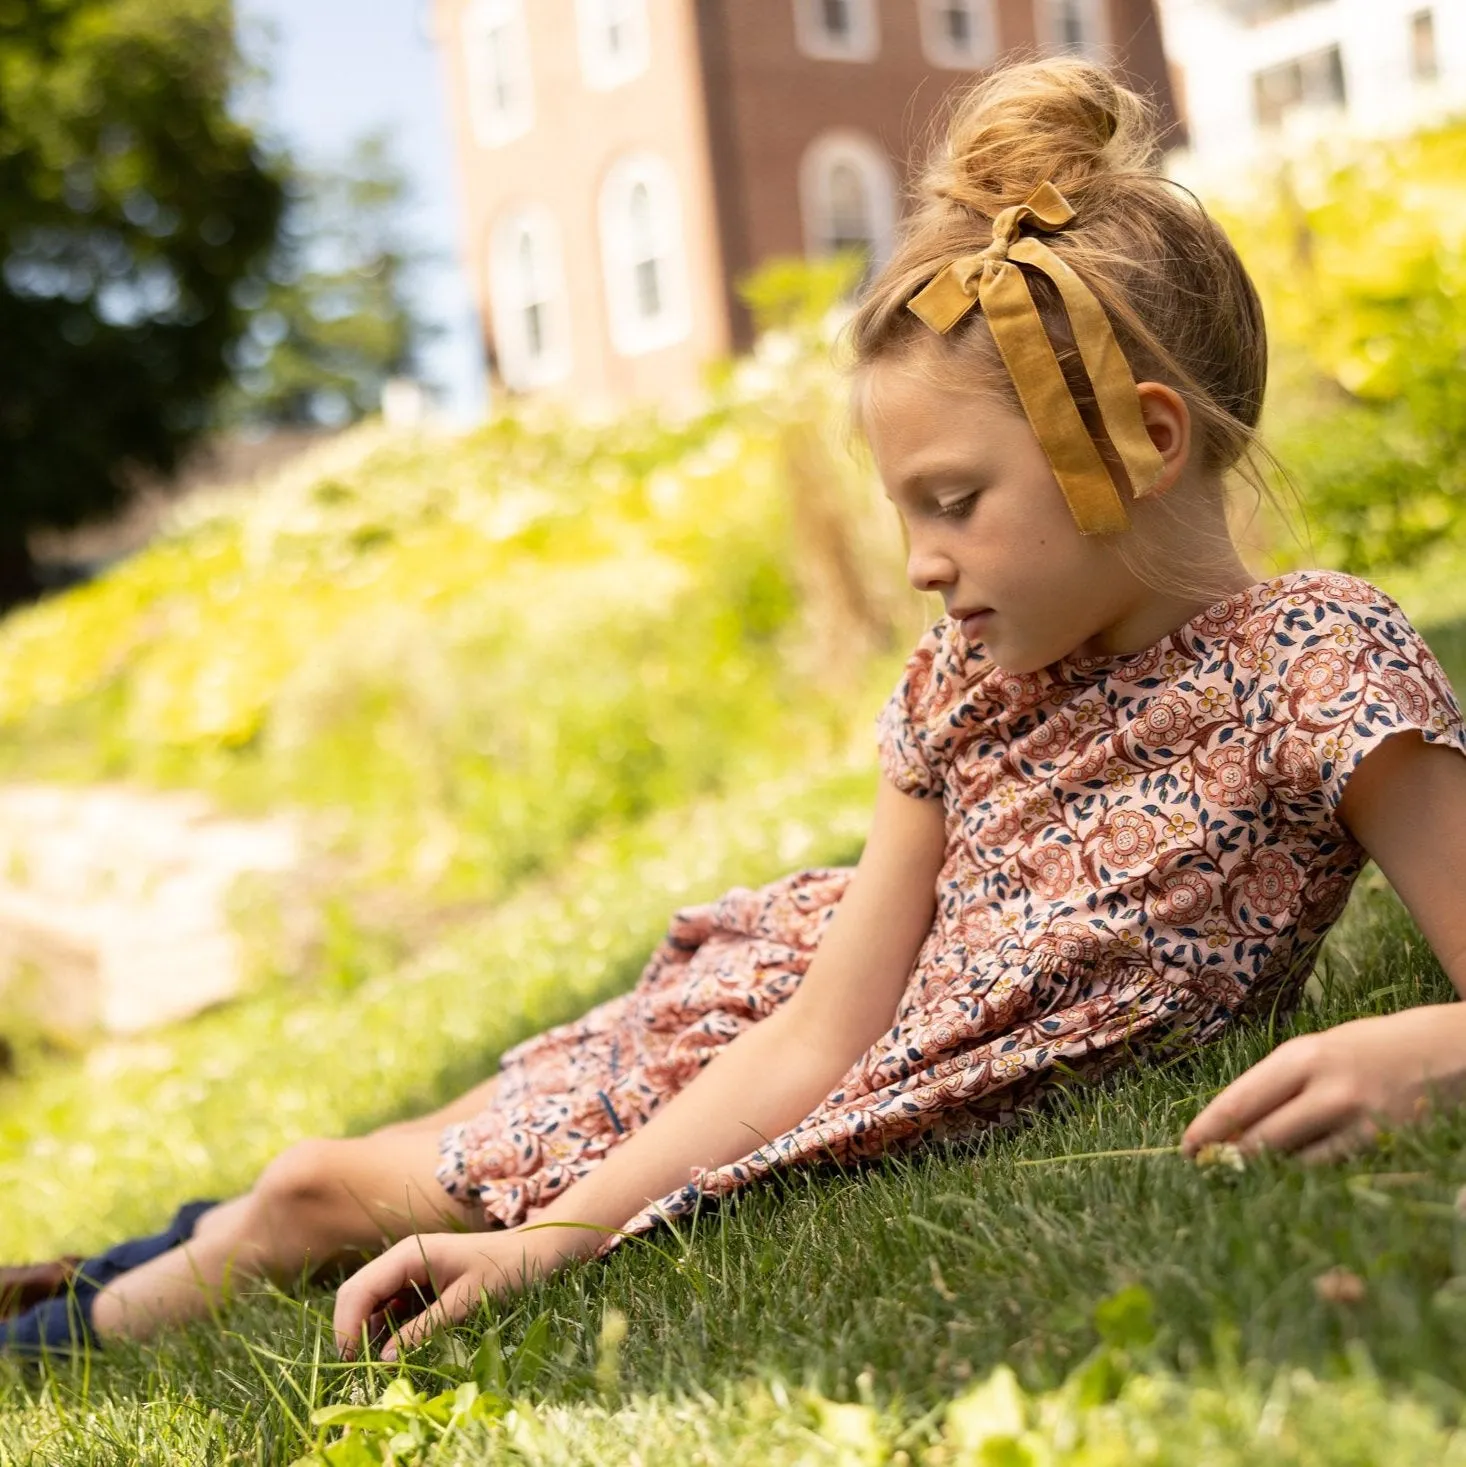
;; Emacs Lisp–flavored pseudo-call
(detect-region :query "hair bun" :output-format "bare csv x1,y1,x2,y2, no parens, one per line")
850,57,1269,515
929,58,1159,221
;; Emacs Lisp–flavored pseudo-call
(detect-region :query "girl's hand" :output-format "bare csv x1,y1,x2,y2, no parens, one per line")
333,1227,567,1361
1182,1003,1466,1163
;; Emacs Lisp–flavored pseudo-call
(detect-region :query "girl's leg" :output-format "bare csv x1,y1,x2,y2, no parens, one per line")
1,1081,499,1318
90,1121,486,1343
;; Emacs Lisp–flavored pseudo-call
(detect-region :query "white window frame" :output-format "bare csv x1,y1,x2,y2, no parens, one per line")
598,153,692,357
799,130,897,268
919,0,999,69
463,0,534,149
1251,42,1347,129
488,206,572,391
1037,0,1108,58
1408,8,1439,83
792,0,880,62
575,0,650,91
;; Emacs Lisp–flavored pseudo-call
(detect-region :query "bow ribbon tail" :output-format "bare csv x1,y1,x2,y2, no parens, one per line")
906,263,982,335
977,258,1131,536
1008,237,1167,503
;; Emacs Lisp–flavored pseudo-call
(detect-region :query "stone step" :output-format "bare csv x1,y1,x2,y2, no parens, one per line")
0,784,304,1036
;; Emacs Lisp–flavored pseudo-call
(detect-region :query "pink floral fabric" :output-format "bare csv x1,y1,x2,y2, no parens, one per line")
439,570,1466,1241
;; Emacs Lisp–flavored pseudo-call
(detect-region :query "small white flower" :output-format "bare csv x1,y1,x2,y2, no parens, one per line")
1195,1142,1247,1173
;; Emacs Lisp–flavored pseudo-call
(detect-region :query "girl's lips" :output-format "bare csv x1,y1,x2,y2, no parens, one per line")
958,609,993,637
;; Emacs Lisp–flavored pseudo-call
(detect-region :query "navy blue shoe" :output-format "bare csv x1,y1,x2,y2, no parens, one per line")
0,1198,220,1358
0,1288,98,1359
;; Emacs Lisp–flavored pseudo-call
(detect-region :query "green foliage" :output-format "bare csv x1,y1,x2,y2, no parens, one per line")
219,133,437,430
0,370,892,905
3,744,1466,1460
295,1378,508,1466
278,1288,1466,1466
737,250,867,338
7,880,1466,1463
1224,121,1466,574
0,0,283,593
1090,1285,1156,1353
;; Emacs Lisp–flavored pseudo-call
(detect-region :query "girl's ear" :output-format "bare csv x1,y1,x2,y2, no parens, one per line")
1134,381,1192,497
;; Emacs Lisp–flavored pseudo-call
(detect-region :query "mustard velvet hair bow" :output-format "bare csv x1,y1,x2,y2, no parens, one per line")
906,181,1166,536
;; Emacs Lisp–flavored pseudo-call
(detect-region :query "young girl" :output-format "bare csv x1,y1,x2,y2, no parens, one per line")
8,58,1466,1362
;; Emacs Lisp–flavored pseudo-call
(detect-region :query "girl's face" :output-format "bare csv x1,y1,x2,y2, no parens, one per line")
861,355,1174,674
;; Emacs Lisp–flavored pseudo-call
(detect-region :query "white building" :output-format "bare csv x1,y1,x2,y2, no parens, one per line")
1159,0,1466,167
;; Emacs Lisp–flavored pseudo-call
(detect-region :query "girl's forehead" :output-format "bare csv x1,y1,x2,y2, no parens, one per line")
857,356,1019,456
860,348,1010,412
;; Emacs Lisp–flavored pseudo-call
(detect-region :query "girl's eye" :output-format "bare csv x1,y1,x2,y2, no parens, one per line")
936,493,978,520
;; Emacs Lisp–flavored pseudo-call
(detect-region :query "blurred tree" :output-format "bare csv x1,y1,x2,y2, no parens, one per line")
0,0,284,605
218,133,438,431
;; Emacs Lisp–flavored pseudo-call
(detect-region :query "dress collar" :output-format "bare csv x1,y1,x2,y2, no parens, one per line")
954,573,1305,710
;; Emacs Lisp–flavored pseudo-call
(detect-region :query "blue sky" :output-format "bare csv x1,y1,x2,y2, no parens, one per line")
235,0,485,422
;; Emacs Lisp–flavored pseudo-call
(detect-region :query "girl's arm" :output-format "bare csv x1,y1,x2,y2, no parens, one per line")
335,777,946,1356
1185,731,1466,1161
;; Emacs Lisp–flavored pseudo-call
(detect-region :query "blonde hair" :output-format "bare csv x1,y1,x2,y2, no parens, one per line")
849,59,1284,589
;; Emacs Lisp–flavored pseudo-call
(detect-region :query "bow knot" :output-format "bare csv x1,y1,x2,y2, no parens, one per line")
941,180,1078,296
906,180,1164,536
963,230,1013,286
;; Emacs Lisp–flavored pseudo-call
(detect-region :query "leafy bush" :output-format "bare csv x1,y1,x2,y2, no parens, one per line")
1221,120,1466,573
0,335,914,905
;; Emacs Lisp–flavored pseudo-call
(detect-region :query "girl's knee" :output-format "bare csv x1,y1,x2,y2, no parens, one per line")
188,1194,251,1247
254,1137,353,1216
249,1131,467,1246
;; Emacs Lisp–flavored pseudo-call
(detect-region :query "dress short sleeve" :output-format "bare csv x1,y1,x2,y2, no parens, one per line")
1255,583,1466,830
877,620,953,799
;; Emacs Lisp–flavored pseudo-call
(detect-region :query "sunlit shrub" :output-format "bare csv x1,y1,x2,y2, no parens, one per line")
0,297,915,905
1221,119,1466,573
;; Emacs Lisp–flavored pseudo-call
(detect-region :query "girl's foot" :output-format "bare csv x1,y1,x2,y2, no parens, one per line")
0,1200,219,1356
0,1288,98,1359
0,1257,82,1317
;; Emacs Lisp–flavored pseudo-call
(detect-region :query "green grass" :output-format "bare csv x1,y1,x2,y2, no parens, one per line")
5,461,1466,1458
4,878,1466,1464
5,738,1466,1461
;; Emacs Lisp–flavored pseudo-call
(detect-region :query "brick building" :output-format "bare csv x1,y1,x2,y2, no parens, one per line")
433,1,1176,411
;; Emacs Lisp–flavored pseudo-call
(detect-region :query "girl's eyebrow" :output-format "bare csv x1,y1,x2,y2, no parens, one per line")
891,466,981,501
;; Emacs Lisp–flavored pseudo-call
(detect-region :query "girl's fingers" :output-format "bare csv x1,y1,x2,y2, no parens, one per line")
366,1285,437,1347
1295,1119,1379,1166
334,1240,442,1357
380,1281,478,1362
1182,1043,1311,1152
1235,1085,1352,1155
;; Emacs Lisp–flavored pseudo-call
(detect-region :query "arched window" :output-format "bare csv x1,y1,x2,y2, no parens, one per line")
599,153,691,356
627,183,662,317
792,0,880,61
576,0,649,90
488,206,571,390
799,131,897,268
919,0,998,69
1037,0,1107,58
826,163,870,252
464,0,533,148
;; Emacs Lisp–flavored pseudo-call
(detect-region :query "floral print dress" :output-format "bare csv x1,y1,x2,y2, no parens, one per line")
438,570,1466,1240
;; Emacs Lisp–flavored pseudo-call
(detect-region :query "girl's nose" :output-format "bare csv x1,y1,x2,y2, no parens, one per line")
906,540,957,595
